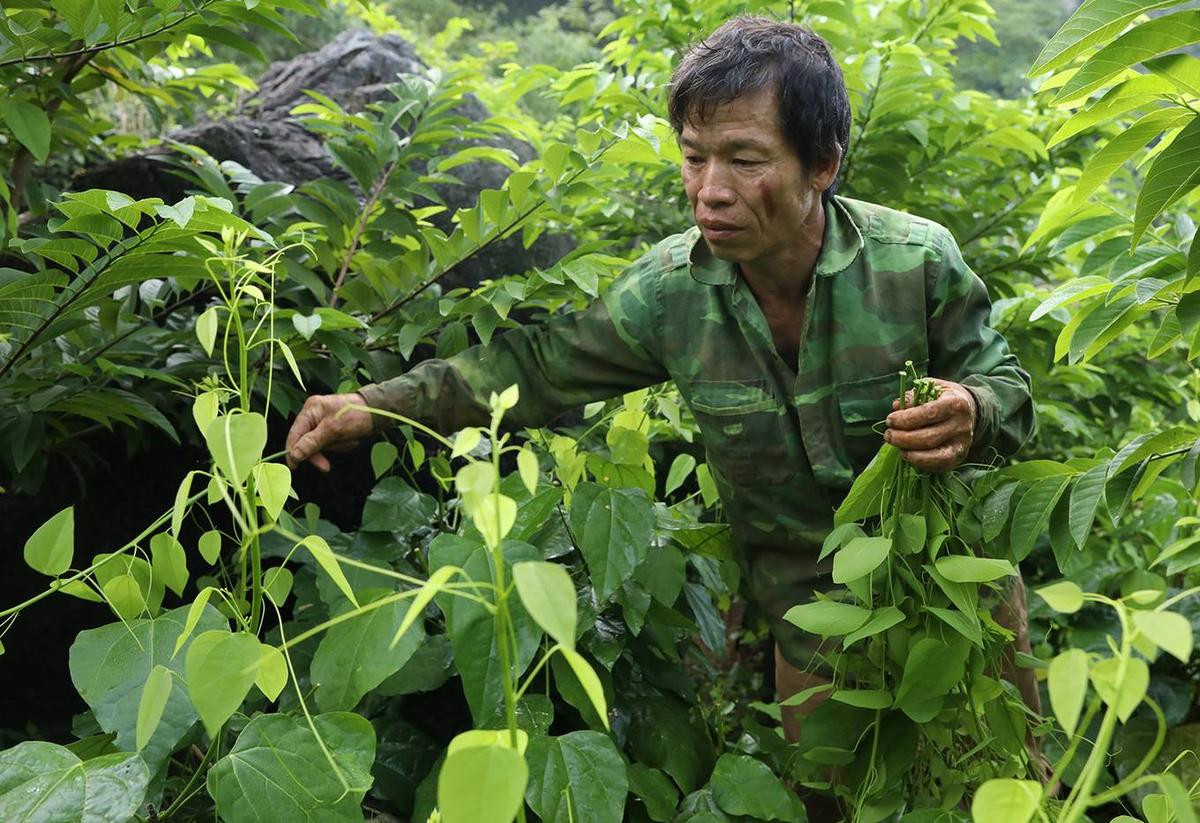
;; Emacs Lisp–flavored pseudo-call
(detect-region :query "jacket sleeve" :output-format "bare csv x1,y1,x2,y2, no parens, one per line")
358,255,670,434
927,227,1036,465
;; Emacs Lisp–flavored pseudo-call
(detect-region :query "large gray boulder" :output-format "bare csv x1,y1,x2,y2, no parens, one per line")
75,29,571,289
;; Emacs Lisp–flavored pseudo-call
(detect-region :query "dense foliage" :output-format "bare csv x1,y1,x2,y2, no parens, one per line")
4,0,1200,821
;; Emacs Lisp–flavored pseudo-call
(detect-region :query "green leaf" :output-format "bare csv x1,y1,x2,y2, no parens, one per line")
1037,580,1084,614
1030,0,1188,75
255,644,288,702
843,606,905,647
1053,10,1200,103
709,753,795,821
429,536,542,724
1154,773,1199,823
263,566,293,605
171,471,194,538
300,535,358,608
834,444,900,526
627,763,679,823
136,665,172,752
970,778,1041,823
1010,476,1071,561
1073,109,1193,205
1069,464,1108,549
253,463,291,520
560,647,610,731
150,533,188,596
205,413,267,484
370,440,398,479
934,555,1016,584
831,689,894,709
517,446,540,496
70,605,223,773
664,453,696,495
103,574,147,620
783,600,871,636
1132,610,1193,663
393,565,457,649
832,536,891,584
311,594,424,712
1090,656,1150,722
894,637,969,722
207,713,375,822
196,306,219,355
439,744,528,823
198,530,221,565
569,483,654,600
185,630,262,736
1134,114,1200,246
1048,648,1090,736
24,505,74,576
926,606,983,647
525,732,628,823
0,743,150,823
513,561,577,649
291,312,322,340
0,100,51,163
472,493,518,549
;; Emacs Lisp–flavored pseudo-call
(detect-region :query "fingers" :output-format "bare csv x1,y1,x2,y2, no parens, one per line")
285,398,324,469
885,417,960,451
886,391,955,430
898,436,971,473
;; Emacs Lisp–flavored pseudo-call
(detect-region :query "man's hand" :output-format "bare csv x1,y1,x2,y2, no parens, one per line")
286,393,374,472
884,378,976,473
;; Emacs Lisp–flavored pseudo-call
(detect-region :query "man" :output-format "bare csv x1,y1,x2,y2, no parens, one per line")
287,11,1034,764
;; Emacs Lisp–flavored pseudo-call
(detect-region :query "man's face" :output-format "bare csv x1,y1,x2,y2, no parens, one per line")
680,89,834,266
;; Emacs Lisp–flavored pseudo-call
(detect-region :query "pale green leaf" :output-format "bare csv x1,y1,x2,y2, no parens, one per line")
204,413,267,484
1037,580,1084,614
438,744,528,823
934,555,1016,584
1090,656,1150,722
149,533,188,596
196,306,218,356
24,505,74,577
560,648,609,731
136,665,172,752
832,536,891,584
1132,609,1193,663
1048,648,1089,736
185,630,261,736
513,561,577,650
253,462,291,520
970,778,1041,823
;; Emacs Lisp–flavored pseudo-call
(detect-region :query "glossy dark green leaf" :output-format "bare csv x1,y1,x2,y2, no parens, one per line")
311,592,425,712
709,754,795,821
569,483,654,599
207,713,375,822
69,605,223,774
525,731,628,823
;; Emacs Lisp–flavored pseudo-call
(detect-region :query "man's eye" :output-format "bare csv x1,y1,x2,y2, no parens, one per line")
685,155,704,165
733,158,762,166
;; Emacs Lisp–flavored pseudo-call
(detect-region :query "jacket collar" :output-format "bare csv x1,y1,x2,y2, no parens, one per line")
686,195,865,285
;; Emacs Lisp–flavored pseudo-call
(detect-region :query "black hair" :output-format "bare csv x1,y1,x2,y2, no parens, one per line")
667,16,852,201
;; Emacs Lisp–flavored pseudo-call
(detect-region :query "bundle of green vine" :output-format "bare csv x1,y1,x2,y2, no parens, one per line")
783,362,1038,819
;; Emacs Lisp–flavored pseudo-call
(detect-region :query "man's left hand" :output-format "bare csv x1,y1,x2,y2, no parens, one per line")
884,378,976,473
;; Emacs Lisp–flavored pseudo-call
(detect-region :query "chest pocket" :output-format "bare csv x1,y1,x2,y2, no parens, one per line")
688,379,790,486
836,372,898,475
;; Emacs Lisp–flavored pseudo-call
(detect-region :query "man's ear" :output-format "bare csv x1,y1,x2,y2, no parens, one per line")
812,149,842,193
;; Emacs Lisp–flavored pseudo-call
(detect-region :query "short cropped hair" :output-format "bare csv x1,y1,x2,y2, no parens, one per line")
667,17,852,200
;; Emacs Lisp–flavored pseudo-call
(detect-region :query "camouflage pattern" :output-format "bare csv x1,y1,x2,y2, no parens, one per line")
359,196,1035,664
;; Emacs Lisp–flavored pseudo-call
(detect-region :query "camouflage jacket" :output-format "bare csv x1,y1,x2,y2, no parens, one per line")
360,196,1035,661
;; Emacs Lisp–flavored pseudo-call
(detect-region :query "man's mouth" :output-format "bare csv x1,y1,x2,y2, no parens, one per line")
699,220,743,239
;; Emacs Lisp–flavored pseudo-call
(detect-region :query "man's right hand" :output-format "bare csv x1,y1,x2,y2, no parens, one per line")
286,393,374,472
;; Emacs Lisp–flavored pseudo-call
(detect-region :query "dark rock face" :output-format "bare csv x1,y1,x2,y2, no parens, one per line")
75,28,571,287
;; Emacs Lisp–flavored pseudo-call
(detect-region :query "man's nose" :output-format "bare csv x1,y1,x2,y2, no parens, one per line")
696,166,736,207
